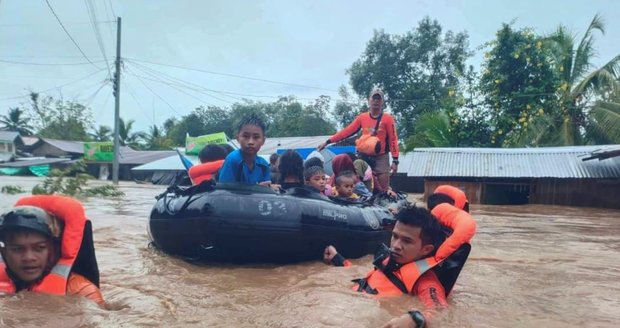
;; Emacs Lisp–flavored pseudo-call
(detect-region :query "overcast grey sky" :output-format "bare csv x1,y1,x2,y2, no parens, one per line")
1,0,619,133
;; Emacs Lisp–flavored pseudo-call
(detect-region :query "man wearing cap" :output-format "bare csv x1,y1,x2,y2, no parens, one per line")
0,195,105,307
318,88,400,190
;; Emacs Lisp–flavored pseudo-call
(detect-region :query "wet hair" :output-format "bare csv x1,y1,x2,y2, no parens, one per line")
198,145,228,163
335,170,355,186
304,165,325,181
304,157,324,170
278,150,304,184
237,113,266,135
396,205,445,248
219,143,234,154
269,153,279,165
427,193,455,211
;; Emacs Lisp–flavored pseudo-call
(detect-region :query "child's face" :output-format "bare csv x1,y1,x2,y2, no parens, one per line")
237,124,265,156
306,173,326,191
335,177,355,197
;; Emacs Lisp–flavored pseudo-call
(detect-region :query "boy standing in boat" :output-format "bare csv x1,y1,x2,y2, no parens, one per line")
218,114,271,186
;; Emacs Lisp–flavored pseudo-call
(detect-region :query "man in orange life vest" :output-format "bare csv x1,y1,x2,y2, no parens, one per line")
0,195,104,307
324,196,475,328
317,88,399,191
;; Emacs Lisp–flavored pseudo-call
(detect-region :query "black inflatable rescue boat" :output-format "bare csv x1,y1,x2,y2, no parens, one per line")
148,182,397,263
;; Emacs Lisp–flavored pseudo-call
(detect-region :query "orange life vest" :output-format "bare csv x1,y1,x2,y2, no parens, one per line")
434,185,468,211
0,195,86,295
353,203,476,296
188,160,225,185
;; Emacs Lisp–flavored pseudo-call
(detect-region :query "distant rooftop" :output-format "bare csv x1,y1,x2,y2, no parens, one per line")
400,145,620,179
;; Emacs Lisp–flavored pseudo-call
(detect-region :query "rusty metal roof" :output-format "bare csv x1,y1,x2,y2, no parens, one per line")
400,145,620,178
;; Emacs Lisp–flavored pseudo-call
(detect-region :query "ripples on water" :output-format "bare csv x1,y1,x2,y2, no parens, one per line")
0,176,619,327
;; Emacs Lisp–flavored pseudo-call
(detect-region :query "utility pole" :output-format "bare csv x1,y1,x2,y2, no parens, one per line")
112,17,122,184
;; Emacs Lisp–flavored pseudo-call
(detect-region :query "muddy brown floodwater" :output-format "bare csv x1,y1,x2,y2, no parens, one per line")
0,176,619,327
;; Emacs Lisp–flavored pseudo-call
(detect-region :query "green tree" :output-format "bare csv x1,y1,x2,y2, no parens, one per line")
268,96,336,137
479,24,560,146
89,125,112,141
0,107,33,135
347,17,472,136
26,93,93,141
547,14,620,145
118,118,145,149
144,124,172,150
405,110,456,149
587,93,620,143
167,106,234,146
332,86,364,128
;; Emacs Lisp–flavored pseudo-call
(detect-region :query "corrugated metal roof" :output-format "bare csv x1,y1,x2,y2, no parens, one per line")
255,135,332,155
402,145,620,179
117,150,176,165
0,131,20,142
40,138,85,154
20,136,40,146
0,158,70,168
0,153,13,163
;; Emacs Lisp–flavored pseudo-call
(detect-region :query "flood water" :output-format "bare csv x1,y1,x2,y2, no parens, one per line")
0,176,619,327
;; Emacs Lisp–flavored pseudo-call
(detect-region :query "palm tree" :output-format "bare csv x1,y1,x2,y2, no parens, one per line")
118,118,145,149
404,111,457,150
89,125,112,141
547,14,620,145
586,92,620,143
0,108,33,135
144,124,172,150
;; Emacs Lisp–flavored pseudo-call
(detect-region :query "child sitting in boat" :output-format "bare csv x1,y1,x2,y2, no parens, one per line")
332,171,359,200
218,114,271,186
188,144,229,185
327,154,372,197
304,165,326,193
276,149,304,190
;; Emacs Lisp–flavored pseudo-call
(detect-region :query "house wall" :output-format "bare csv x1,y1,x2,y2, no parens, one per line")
31,144,72,158
422,177,620,209
0,141,15,154
391,175,424,193
423,180,483,205
531,178,620,209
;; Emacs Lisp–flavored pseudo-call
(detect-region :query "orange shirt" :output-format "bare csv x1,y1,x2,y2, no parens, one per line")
329,112,400,158
66,273,105,307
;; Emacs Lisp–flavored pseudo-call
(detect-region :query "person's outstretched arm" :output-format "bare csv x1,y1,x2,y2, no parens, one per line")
322,245,352,267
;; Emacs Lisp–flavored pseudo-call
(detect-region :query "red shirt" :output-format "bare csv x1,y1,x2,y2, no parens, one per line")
329,112,400,158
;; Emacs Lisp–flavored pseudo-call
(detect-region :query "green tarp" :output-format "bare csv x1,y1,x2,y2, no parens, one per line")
0,165,49,176
29,165,50,177
0,167,28,175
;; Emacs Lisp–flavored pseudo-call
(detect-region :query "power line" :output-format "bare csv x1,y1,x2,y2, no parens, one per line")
84,0,113,79
93,86,113,123
0,68,106,101
0,21,115,27
107,0,116,18
125,66,182,116
122,78,156,125
0,59,110,66
127,60,320,102
124,57,339,93
44,0,100,69
126,62,238,103
128,70,233,106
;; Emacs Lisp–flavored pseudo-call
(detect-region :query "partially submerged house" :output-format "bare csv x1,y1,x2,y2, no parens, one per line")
399,145,620,209
0,131,23,163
